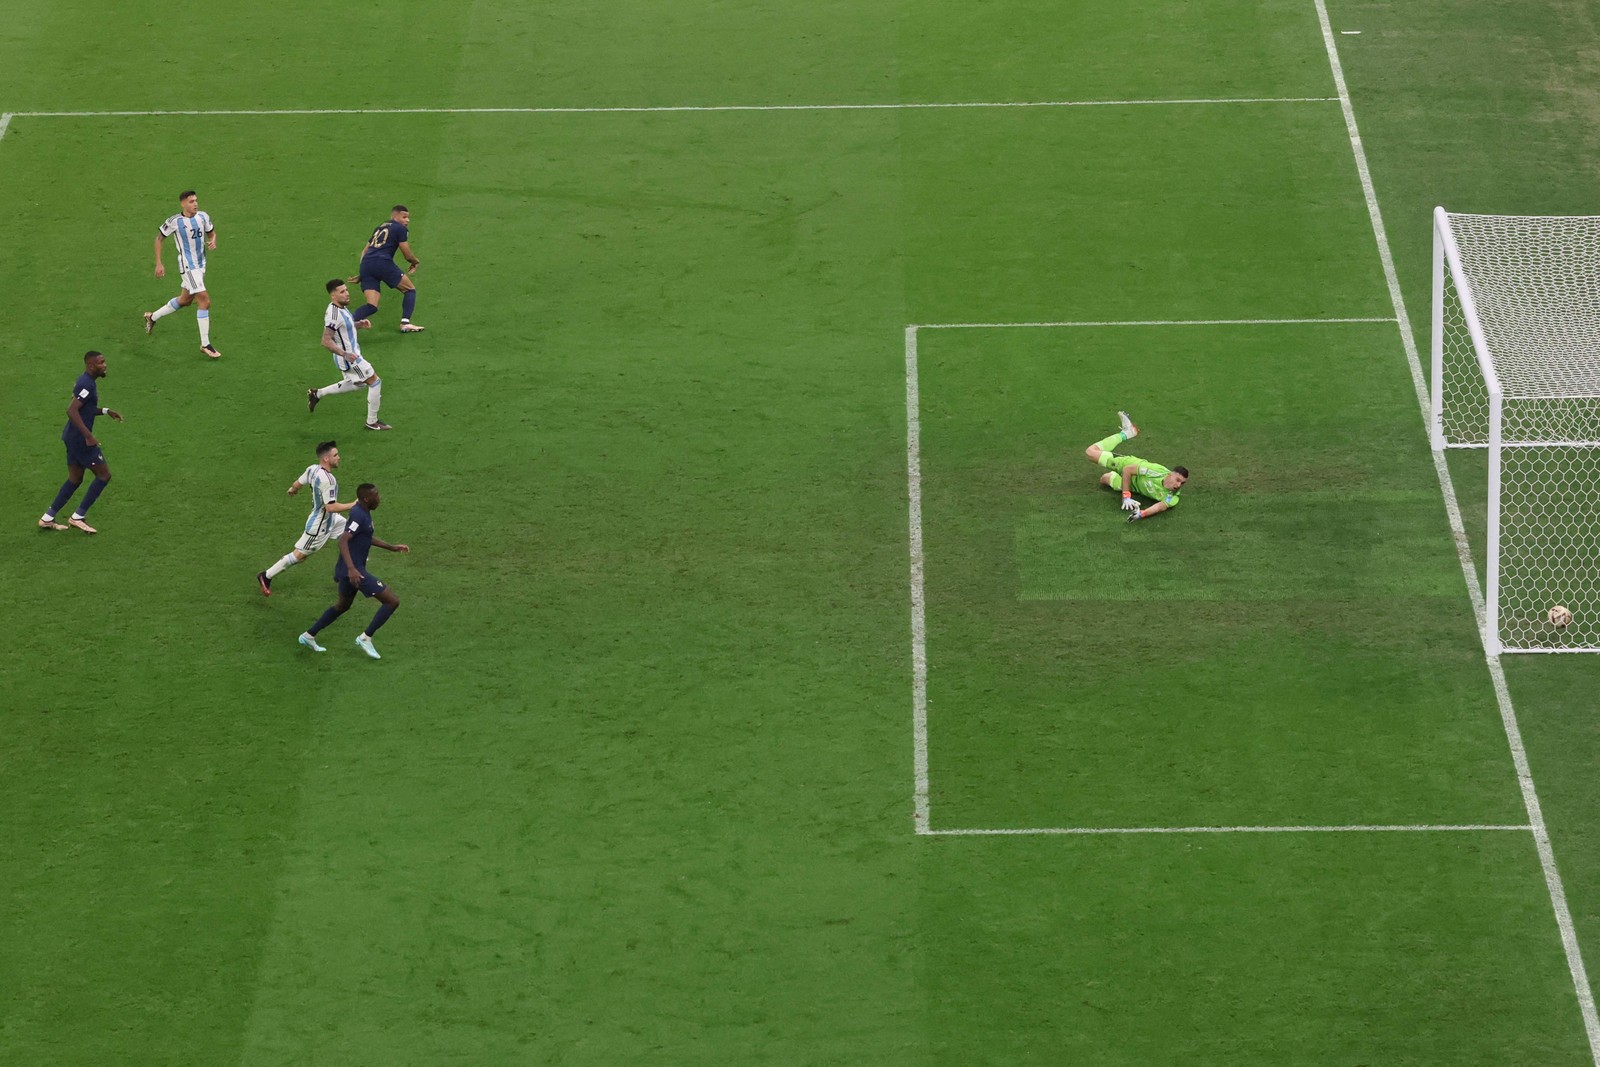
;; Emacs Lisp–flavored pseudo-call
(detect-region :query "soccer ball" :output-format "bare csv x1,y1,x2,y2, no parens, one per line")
1549,605,1574,628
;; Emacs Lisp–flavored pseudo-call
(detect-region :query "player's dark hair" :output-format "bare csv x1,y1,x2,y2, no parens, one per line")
1172,466,1190,479
392,204,408,214
356,482,377,498
316,440,337,457
178,189,197,201
82,350,102,363
326,278,345,293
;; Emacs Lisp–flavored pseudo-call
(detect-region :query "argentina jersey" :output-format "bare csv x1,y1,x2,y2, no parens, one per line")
160,211,213,272
324,302,363,371
301,464,339,535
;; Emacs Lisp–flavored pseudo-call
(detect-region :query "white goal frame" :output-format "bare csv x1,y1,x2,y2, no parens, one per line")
1431,206,1600,655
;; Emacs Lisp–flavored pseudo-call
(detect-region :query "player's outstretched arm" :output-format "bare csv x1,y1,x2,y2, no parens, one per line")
1119,464,1141,510
102,408,123,423
1128,501,1171,522
325,500,355,514
372,537,410,554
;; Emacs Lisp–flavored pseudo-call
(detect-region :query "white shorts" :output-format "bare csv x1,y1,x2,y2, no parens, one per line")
340,359,376,383
180,267,207,294
294,511,348,555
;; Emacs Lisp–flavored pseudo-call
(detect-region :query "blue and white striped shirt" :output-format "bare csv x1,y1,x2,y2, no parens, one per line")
299,464,340,536
324,302,363,372
159,210,213,272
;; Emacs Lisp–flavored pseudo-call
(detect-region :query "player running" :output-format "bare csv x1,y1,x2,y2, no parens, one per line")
309,279,391,431
39,351,122,534
1084,411,1188,522
349,205,425,333
144,190,222,359
257,440,355,596
298,483,410,659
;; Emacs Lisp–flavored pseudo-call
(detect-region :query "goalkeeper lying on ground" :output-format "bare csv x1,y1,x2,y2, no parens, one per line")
1084,411,1188,522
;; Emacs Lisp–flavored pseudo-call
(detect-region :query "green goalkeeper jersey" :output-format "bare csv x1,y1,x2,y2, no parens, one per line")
1116,456,1181,506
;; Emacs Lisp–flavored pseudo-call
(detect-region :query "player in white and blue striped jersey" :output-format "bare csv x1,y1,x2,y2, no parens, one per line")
256,440,353,596
307,279,391,431
144,190,222,359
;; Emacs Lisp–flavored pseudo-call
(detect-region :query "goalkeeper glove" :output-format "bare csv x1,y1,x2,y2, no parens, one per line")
1126,506,1143,522
1120,492,1139,512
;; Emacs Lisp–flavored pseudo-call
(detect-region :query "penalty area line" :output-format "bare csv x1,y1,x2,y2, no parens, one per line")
922,824,1534,837
11,97,1340,119
905,327,931,833
905,313,1400,835
0,113,12,142
915,316,1398,330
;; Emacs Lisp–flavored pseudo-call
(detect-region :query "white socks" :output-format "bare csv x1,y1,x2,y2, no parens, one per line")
367,379,382,422
265,553,299,579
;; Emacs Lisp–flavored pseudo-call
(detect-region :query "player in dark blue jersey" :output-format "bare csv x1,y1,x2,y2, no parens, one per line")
349,205,425,334
298,483,411,659
39,351,122,534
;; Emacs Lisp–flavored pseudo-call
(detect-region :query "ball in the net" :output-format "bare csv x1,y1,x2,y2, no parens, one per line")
1549,605,1574,628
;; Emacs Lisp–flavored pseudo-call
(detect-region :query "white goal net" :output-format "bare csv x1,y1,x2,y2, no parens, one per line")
1431,207,1600,653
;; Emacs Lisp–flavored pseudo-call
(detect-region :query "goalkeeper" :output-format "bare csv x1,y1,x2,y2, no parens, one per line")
1084,411,1188,522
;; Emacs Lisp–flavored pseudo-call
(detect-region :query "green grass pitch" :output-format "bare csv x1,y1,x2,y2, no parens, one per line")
5,1,1600,1063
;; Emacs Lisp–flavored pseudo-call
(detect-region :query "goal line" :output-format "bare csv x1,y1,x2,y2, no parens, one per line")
1315,0,1600,1054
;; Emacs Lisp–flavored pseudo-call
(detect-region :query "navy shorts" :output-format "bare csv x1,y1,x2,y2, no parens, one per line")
338,572,386,599
65,440,105,468
358,258,406,291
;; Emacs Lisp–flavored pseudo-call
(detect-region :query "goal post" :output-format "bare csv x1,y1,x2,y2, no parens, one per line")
1431,207,1600,654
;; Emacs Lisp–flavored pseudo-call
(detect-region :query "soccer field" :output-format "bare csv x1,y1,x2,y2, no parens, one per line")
5,1,1600,1063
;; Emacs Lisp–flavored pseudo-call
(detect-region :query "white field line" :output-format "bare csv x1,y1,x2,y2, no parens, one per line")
909,315,1410,837
905,327,931,832
10,97,1338,120
1314,0,1600,1059
918,317,1395,330
928,824,1533,837
0,113,11,142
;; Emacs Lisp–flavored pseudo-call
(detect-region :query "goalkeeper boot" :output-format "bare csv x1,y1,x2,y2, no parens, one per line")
1117,410,1139,440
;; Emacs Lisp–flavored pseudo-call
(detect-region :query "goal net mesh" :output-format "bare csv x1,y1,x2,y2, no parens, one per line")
1435,211,1600,651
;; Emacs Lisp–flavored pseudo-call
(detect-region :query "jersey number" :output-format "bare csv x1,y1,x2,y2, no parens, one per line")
369,227,389,250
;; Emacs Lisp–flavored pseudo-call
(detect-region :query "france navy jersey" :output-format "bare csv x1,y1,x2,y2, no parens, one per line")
159,211,214,272
324,302,363,370
361,220,408,264
62,372,98,444
336,503,376,579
